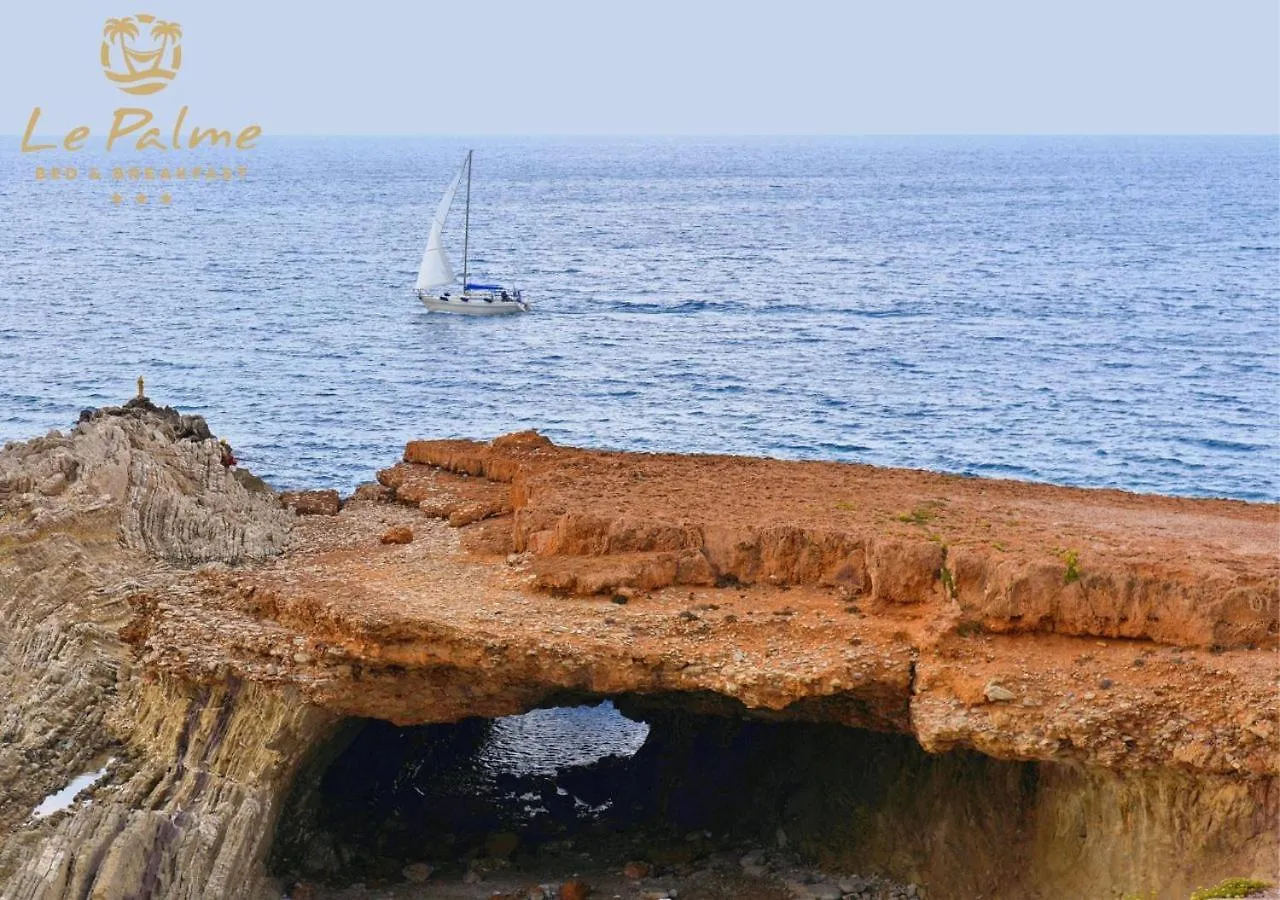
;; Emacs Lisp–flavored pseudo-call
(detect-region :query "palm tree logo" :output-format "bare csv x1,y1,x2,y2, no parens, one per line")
101,13,183,95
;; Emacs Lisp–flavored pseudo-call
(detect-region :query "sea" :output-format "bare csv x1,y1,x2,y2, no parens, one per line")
1,136,1277,501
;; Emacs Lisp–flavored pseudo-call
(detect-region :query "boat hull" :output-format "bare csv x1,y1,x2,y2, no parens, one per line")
418,291,529,316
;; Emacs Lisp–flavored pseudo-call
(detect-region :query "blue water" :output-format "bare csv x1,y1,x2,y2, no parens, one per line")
2,136,1277,501
479,701,649,778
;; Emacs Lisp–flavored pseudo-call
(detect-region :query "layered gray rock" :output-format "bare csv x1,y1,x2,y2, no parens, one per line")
0,402,303,899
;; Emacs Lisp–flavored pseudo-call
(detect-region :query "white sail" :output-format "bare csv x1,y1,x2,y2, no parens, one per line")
415,156,468,291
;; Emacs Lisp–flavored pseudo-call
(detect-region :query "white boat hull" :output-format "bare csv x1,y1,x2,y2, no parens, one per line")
418,290,529,316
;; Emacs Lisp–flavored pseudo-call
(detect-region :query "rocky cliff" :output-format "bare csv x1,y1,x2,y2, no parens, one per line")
0,407,1275,899
0,402,314,899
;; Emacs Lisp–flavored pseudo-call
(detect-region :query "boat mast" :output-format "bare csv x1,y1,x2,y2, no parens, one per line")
461,150,472,292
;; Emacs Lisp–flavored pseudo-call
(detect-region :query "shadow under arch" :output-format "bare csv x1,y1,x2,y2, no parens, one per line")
267,691,1041,897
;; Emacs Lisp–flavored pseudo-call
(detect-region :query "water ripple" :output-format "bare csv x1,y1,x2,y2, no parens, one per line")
0,136,1276,501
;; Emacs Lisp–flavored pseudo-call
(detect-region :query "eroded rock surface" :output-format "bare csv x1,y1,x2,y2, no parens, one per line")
0,402,306,899
2,414,1277,899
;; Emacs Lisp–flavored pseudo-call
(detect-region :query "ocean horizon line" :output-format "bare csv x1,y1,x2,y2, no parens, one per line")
4,131,1278,141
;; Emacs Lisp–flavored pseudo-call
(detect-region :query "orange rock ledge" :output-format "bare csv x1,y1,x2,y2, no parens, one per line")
130,431,1278,777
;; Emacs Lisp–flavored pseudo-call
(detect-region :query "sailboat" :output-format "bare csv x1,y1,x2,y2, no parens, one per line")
415,150,529,316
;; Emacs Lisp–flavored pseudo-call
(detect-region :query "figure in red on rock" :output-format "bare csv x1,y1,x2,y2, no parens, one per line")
218,438,237,468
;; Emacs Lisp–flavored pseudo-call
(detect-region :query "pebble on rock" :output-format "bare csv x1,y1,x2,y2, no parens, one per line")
983,681,1016,702
380,525,414,544
623,860,652,879
401,861,432,883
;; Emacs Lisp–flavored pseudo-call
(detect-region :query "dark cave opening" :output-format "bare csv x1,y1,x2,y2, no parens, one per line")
269,695,1039,895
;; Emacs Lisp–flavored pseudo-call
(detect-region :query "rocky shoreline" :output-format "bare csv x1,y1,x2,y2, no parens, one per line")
0,401,1275,899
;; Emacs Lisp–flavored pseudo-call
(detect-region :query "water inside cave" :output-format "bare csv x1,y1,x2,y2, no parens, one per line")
269,696,1039,893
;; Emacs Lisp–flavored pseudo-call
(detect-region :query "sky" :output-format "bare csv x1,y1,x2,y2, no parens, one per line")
3,0,1277,135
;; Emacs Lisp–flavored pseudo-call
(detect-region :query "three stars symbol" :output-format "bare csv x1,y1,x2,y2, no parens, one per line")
110,193,172,206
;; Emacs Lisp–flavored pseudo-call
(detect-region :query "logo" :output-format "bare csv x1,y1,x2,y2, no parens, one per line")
101,14,183,95
23,10,263,207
